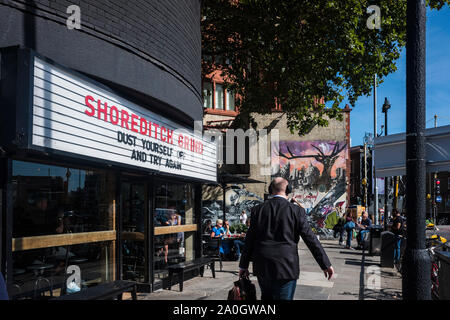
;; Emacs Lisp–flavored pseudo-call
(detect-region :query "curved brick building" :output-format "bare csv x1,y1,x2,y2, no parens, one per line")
0,0,202,124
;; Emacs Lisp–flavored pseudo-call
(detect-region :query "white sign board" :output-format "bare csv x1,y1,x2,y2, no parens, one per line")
31,57,217,182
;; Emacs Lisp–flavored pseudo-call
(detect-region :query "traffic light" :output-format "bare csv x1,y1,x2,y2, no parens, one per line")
436,179,441,195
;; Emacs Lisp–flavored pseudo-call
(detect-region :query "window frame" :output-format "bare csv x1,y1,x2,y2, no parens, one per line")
202,79,238,115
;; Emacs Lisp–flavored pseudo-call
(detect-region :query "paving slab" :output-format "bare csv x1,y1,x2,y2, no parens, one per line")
129,239,402,300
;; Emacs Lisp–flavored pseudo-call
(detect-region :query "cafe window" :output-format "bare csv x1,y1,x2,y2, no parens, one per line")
203,81,213,109
154,181,196,279
11,160,117,298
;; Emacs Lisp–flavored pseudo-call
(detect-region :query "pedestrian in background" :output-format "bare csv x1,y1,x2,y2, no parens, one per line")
239,177,334,300
344,211,356,250
356,212,372,249
391,209,404,264
333,215,346,246
240,210,247,225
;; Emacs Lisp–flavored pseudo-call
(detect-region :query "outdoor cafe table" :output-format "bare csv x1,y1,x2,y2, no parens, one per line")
221,235,245,256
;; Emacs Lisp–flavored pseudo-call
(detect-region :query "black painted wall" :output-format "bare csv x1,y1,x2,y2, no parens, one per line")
0,0,202,125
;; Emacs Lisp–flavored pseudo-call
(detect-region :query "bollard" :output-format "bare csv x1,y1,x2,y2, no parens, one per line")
381,231,395,268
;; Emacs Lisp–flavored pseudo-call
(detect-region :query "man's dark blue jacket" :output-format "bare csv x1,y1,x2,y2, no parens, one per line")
239,197,331,280
0,272,9,300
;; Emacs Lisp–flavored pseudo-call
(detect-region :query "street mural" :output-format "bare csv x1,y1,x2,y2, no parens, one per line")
202,184,263,228
272,140,348,237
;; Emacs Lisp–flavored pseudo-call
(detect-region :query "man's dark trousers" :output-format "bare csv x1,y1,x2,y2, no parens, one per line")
257,277,296,300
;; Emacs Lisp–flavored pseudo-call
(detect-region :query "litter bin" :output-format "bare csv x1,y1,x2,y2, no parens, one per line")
369,225,383,256
436,249,450,300
380,231,395,267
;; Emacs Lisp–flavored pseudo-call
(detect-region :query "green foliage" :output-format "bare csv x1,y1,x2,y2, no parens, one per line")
202,0,449,136
231,223,248,233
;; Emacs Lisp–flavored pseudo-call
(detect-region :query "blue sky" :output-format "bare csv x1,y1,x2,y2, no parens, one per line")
348,6,450,147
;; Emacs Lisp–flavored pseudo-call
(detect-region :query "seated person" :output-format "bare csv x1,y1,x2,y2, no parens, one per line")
221,220,233,256
210,219,225,239
223,220,231,237
232,218,250,260
233,235,245,260
210,219,226,254
357,212,372,248
202,219,212,235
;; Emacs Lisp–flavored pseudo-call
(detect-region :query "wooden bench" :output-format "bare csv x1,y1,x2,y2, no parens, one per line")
167,257,215,292
52,280,137,300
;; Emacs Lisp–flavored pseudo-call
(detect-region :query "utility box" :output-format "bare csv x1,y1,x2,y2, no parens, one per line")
381,231,395,267
436,250,450,300
369,226,383,256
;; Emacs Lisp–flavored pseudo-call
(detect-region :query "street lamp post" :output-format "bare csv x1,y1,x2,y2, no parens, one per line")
382,98,391,230
403,0,431,300
373,75,379,225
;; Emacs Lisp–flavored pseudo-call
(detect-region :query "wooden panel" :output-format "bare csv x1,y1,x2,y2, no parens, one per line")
122,232,145,241
12,230,117,252
154,224,198,236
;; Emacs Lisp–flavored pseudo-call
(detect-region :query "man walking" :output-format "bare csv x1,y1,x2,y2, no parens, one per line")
239,177,334,300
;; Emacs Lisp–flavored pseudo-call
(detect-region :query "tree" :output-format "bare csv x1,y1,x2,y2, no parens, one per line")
202,0,449,136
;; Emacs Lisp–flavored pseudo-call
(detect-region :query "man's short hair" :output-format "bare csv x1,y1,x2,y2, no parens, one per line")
216,219,223,225
270,177,288,194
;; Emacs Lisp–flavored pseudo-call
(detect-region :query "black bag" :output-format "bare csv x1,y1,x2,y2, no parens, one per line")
227,277,257,301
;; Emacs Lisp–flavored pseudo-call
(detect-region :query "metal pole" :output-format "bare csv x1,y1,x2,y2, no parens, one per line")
403,0,431,300
373,75,379,225
364,143,368,208
222,183,226,222
434,114,437,128
384,110,389,230
393,176,399,210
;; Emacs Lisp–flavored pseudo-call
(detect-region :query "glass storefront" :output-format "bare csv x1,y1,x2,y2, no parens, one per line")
154,181,196,280
121,181,147,283
10,161,117,299
4,160,201,298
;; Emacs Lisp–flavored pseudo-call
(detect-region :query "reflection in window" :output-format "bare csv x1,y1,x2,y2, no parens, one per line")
12,161,115,238
203,82,213,109
154,232,195,279
121,182,147,283
11,160,116,299
11,242,114,299
215,83,224,110
226,90,235,111
154,182,196,279
154,182,195,226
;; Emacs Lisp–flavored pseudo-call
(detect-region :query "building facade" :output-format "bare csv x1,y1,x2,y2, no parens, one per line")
0,0,216,298
201,71,351,236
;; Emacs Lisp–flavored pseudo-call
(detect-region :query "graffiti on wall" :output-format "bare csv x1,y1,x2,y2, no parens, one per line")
202,184,263,227
272,140,348,236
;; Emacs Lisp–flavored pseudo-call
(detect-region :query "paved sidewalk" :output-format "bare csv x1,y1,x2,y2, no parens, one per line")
130,239,402,300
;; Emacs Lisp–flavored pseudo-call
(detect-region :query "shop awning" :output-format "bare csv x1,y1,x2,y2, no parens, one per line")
217,172,266,185
374,125,450,177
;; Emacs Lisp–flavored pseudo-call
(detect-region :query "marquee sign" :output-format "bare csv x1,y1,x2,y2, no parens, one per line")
30,56,217,182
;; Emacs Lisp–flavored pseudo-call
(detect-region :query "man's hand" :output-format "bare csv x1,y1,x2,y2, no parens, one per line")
323,266,334,280
239,268,249,278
